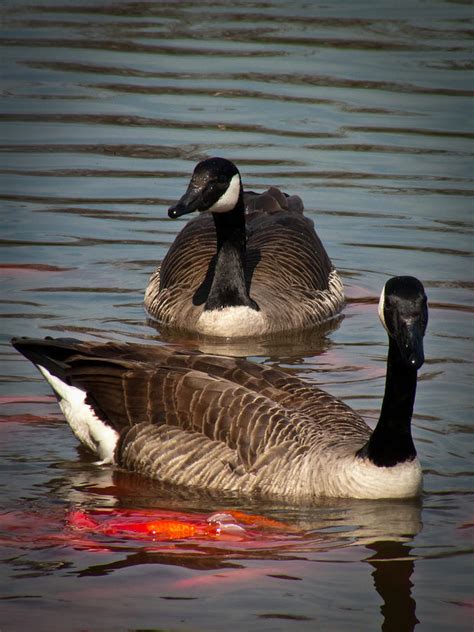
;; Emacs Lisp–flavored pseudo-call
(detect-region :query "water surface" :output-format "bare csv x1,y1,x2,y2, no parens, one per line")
0,2,472,631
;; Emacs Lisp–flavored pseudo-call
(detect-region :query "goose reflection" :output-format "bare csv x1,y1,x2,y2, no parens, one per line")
60,467,422,632
145,313,343,359
366,540,419,632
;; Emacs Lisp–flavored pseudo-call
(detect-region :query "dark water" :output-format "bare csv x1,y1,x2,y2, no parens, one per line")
0,1,473,630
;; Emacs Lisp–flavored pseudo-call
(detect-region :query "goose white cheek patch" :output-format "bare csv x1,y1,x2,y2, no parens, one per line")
207,173,241,213
378,284,388,333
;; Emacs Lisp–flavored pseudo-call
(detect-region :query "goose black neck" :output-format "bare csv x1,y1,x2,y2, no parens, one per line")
205,193,258,311
358,337,418,467
213,192,246,252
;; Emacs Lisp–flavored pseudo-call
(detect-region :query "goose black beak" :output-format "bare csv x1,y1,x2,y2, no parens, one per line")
168,185,203,219
396,320,425,370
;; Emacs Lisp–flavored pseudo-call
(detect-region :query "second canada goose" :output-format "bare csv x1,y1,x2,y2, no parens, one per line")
12,276,427,500
144,157,344,337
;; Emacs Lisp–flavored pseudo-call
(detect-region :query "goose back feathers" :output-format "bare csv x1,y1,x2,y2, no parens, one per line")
12,276,428,500
144,158,344,337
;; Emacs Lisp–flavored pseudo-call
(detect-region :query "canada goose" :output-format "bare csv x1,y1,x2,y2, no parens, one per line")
12,276,427,500
144,157,344,337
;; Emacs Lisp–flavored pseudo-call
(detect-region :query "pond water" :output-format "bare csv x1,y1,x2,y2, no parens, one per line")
0,1,472,630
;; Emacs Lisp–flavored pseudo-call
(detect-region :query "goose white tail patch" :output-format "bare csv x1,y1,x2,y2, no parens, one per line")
207,173,241,213
37,365,118,464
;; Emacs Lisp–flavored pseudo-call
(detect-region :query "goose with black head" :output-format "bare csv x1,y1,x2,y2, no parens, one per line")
144,158,344,337
13,276,428,500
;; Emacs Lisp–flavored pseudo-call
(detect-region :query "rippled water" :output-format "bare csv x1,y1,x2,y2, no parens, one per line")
0,1,473,631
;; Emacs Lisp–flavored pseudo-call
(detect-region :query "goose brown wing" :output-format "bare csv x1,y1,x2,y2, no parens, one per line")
247,212,333,292
13,337,364,439
60,354,304,471
64,341,364,434
144,214,217,326
157,214,216,297
160,350,364,428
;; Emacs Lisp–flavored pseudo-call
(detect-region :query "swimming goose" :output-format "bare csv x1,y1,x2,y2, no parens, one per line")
144,157,344,337
12,276,427,500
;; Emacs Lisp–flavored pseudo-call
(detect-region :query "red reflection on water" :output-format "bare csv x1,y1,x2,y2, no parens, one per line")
0,509,108,552
0,395,62,424
66,507,293,543
0,396,56,406
0,506,298,554
172,565,286,589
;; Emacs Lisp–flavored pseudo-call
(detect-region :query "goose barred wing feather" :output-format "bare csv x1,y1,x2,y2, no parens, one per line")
168,351,367,433
245,214,338,330
144,214,217,329
46,349,326,494
13,337,366,438
77,341,364,432
243,189,340,327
